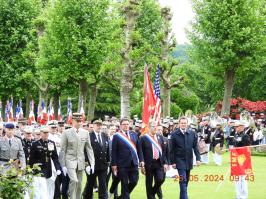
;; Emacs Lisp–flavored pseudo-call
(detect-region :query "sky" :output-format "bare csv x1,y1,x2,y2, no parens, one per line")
159,0,194,44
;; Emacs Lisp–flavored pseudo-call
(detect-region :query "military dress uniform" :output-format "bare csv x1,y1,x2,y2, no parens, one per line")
227,127,236,149
29,139,61,199
233,123,251,199
83,131,110,199
0,135,26,171
59,126,95,199
22,138,34,164
211,128,224,166
200,125,212,164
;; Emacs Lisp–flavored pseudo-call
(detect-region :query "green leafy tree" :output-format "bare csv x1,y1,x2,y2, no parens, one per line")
189,0,266,116
37,0,115,119
0,0,41,117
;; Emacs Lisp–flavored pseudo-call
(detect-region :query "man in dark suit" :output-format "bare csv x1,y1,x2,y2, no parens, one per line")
111,118,144,199
83,120,109,199
140,120,168,199
170,116,201,199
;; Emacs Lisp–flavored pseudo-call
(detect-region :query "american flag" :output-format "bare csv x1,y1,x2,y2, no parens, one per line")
153,64,161,125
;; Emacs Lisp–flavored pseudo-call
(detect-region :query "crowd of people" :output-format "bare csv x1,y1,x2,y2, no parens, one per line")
0,111,265,199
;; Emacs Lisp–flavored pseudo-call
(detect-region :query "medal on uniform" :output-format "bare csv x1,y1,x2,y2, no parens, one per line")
48,143,54,151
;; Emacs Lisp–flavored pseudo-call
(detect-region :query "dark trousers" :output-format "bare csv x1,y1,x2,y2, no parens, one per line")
157,187,163,199
54,175,61,199
61,174,70,199
177,169,190,199
117,166,139,199
106,166,112,187
83,169,108,199
156,172,165,199
109,172,119,198
145,160,165,199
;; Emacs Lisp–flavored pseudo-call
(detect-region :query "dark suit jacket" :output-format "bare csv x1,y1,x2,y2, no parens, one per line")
170,128,200,170
29,139,61,178
88,132,110,171
140,134,167,168
111,131,143,168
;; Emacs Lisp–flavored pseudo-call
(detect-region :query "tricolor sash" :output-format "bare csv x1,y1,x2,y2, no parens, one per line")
116,132,139,163
144,134,162,156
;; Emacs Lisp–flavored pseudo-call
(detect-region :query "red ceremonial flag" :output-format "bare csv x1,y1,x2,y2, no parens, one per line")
141,65,156,134
230,147,253,176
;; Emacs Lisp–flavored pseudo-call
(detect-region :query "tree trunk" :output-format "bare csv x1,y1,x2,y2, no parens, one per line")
221,69,235,116
120,68,133,118
120,0,139,119
54,92,60,120
1,96,7,120
87,84,97,121
78,79,88,112
160,7,173,117
162,86,171,118
25,93,31,118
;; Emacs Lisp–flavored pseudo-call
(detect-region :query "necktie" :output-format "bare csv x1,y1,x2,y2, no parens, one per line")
9,139,12,147
98,134,102,146
153,145,159,160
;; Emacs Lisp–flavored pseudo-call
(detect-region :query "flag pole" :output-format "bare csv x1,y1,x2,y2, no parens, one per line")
221,144,266,152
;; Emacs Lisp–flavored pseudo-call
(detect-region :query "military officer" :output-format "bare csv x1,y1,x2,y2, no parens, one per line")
227,121,236,149
83,119,110,199
48,120,63,199
29,127,62,199
199,117,212,164
59,113,95,199
21,127,34,164
211,123,224,166
233,121,251,199
0,123,26,171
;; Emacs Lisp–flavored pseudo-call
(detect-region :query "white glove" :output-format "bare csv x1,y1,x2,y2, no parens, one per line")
91,165,95,174
62,167,67,176
56,170,61,176
85,166,91,175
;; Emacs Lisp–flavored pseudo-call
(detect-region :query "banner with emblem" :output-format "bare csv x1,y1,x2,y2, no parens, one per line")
230,146,253,176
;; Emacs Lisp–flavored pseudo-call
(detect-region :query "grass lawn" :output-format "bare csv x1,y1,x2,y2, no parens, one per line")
88,152,265,199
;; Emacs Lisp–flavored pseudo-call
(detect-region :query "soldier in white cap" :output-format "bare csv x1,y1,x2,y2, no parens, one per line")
233,121,251,199
29,126,62,199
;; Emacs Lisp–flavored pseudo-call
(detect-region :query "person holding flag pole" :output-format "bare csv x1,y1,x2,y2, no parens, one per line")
231,121,251,199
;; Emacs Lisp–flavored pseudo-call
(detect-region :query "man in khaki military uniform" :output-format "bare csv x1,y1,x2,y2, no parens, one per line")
59,113,95,199
0,123,26,171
